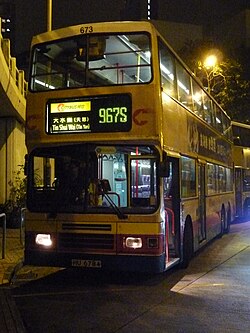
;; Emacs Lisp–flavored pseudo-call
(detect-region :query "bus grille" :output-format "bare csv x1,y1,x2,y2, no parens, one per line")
58,233,115,251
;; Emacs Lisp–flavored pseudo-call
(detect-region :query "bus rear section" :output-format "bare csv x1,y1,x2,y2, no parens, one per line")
232,122,250,219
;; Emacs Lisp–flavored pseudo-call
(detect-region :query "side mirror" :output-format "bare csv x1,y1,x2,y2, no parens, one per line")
99,179,111,193
159,161,170,178
159,152,170,177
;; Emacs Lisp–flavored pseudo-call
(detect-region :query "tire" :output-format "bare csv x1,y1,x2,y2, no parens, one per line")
219,207,226,237
181,221,193,269
243,198,250,219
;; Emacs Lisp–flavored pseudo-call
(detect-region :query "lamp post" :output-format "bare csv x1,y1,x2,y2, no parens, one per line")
198,49,224,94
47,0,52,31
202,54,218,94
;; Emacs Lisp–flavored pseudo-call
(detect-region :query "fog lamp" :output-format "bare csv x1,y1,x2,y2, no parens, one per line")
148,237,158,248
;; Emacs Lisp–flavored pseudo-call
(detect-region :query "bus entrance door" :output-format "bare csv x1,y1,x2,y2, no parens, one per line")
163,158,180,267
198,163,206,242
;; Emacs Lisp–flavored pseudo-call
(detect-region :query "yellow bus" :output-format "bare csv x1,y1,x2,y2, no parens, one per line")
232,121,250,219
25,21,234,272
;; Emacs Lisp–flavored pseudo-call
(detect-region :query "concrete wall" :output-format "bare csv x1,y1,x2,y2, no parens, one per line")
0,18,27,205
0,118,26,203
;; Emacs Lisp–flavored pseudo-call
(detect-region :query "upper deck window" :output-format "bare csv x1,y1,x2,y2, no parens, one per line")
30,33,152,91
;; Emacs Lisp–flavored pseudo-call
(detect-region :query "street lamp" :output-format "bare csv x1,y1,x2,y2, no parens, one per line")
202,54,218,93
204,55,217,69
198,50,223,94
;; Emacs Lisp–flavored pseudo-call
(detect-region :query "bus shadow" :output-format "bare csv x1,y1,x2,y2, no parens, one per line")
11,265,185,297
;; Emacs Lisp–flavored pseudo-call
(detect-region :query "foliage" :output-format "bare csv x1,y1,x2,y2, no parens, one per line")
0,165,27,216
212,60,250,123
179,40,250,123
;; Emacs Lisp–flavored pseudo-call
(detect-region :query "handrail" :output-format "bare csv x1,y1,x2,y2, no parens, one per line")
0,213,6,259
165,207,175,235
20,208,26,246
0,18,27,99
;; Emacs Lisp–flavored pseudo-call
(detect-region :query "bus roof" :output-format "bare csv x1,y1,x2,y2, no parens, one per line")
31,20,156,46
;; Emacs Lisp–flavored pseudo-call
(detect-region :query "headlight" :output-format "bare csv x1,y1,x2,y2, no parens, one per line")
35,234,53,247
125,237,142,249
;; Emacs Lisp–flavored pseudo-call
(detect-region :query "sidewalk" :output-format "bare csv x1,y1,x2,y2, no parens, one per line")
0,228,24,285
0,227,26,332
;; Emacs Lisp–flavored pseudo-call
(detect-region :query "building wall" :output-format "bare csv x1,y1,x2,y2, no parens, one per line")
215,10,250,49
152,20,203,52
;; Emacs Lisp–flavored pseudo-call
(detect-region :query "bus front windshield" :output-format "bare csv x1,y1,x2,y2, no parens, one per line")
27,144,158,215
30,32,152,91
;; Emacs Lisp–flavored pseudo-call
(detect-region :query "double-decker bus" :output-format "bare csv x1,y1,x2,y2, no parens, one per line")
25,21,234,273
232,121,250,219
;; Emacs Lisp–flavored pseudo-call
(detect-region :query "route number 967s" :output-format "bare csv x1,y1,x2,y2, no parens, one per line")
99,107,128,124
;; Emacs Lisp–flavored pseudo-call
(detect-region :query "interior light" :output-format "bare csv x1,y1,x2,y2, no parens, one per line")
193,92,202,104
160,64,174,81
144,51,151,60
177,80,189,94
35,79,55,90
35,234,53,247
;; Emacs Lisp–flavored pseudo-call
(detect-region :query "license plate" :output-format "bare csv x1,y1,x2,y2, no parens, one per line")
71,259,102,268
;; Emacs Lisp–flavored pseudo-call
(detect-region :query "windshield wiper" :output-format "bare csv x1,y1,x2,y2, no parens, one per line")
102,192,127,220
97,179,127,220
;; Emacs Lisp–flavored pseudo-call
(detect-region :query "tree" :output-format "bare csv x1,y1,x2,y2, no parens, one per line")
212,59,250,123
179,40,250,123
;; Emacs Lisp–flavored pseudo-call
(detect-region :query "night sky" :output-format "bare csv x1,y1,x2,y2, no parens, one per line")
13,0,250,55
14,0,124,54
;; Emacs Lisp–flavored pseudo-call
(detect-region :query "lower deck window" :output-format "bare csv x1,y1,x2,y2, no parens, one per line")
207,163,233,194
181,156,196,198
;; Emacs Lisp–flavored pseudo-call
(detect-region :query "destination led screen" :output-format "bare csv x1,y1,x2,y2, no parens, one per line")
46,94,132,134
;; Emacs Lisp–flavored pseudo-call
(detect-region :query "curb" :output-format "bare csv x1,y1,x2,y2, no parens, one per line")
0,288,27,333
2,259,24,285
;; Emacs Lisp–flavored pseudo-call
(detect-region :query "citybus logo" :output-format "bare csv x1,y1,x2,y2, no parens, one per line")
133,108,150,126
50,101,91,113
57,103,65,112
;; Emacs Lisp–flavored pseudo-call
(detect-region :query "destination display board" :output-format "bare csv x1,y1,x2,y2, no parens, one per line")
46,94,132,134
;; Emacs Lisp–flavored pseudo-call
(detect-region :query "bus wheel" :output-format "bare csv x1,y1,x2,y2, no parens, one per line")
243,198,250,219
181,220,193,269
219,206,226,237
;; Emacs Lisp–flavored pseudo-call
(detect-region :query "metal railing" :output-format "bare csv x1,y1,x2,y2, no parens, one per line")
0,213,6,259
0,18,27,99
